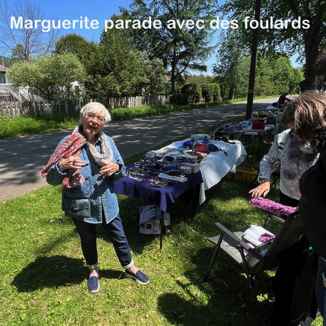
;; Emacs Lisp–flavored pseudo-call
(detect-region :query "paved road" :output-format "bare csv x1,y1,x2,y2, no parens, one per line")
0,99,276,202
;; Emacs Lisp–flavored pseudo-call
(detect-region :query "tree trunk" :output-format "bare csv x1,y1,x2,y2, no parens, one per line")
170,46,177,96
246,0,261,120
303,18,322,91
228,86,235,100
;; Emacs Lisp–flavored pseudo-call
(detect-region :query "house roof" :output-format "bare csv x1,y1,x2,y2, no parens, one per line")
0,64,7,72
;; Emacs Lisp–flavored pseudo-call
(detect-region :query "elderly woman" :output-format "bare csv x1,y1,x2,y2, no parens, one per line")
294,92,326,325
42,102,149,293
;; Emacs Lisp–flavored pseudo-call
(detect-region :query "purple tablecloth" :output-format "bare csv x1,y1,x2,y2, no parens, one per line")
111,172,203,212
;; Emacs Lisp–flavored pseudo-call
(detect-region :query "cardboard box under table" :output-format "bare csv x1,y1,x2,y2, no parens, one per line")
112,169,202,248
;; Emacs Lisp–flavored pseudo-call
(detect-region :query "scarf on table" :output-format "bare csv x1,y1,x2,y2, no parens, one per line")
41,127,112,188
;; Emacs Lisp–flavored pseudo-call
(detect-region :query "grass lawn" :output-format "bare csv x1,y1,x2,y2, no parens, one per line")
0,115,77,138
0,178,322,325
225,95,278,104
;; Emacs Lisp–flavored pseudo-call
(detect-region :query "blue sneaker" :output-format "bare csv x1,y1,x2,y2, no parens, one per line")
87,270,100,293
125,270,150,285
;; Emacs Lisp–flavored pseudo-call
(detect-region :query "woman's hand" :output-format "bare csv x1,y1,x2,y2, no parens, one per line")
249,181,271,198
59,156,87,171
100,162,120,177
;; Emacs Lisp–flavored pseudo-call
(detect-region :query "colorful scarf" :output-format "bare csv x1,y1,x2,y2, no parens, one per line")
40,130,87,188
41,127,113,188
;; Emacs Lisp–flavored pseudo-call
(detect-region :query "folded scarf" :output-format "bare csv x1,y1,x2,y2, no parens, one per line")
250,197,298,218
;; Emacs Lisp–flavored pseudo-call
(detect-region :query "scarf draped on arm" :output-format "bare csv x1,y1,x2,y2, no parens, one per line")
41,128,113,188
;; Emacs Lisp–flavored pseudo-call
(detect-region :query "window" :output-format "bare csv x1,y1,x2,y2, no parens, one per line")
0,72,5,84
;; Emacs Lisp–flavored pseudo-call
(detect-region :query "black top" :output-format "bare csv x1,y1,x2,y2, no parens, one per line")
300,150,326,257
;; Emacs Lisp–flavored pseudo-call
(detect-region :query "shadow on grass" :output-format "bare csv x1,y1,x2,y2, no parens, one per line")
157,287,272,326
12,255,123,292
156,179,278,325
12,255,86,292
157,246,274,326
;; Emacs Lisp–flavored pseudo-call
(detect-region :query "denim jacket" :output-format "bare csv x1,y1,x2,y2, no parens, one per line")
46,133,125,224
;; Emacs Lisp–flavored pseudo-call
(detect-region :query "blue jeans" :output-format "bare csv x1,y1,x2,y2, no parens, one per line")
73,215,133,269
317,257,326,325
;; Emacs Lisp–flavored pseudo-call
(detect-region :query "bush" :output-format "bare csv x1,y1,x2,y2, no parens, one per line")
8,54,86,102
170,92,188,105
180,83,201,104
211,83,222,103
201,83,222,103
201,83,210,103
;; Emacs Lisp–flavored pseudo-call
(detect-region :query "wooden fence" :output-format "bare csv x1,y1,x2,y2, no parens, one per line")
0,99,79,118
107,95,169,109
0,91,169,117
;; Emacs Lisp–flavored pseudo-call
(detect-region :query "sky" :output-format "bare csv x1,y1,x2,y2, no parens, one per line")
1,0,301,72
32,0,132,41
0,0,222,72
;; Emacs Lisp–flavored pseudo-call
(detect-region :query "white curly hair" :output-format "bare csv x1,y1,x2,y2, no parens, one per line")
80,102,111,123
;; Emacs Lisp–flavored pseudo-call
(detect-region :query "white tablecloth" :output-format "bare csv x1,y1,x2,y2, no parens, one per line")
155,139,247,204
199,140,247,190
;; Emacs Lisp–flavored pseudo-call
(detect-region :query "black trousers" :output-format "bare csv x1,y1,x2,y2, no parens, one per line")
279,192,299,208
271,193,317,325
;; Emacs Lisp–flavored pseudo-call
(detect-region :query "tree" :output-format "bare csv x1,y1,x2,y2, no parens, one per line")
55,34,97,71
215,40,302,99
8,53,86,101
129,0,216,96
316,51,326,90
215,52,250,99
143,57,168,95
214,31,246,99
268,55,303,94
85,25,166,102
0,0,57,61
220,0,326,90
0,55,12,67
268,0,326,90
11,44,25,61
245,0,261,119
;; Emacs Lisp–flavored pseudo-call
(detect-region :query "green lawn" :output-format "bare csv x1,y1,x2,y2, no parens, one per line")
0,115,77,138
225,95,278,104
0,179,322,325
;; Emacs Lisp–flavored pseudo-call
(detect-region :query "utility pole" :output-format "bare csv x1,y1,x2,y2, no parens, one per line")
246,0,261,120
